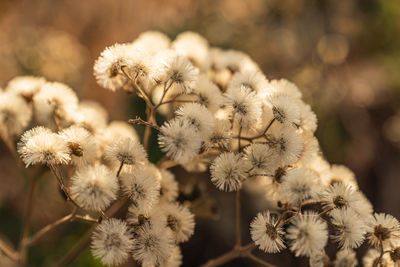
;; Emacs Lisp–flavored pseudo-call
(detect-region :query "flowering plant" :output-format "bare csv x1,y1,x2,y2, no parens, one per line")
0,31,399,267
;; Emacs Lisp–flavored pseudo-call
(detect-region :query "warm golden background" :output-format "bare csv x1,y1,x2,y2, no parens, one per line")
1,0,400,266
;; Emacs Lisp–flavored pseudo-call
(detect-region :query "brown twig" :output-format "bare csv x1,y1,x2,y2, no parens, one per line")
0,239,19,261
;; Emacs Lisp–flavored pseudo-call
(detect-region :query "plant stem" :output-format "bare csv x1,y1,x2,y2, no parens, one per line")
116,161,124,177
235,190,242,248
246,253,276,267
0,239,19,261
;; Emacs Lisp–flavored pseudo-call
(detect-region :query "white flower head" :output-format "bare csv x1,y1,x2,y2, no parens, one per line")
18,126,71,167
299,102,318,133
132,31,171,56
227,70,267,93
309,249,329,267
367,213,400,248
172,31,210,70
33,82,78,128
132,222,175,266
267,124,304,165
326,165,359,189
94,43,132,91
363,248,392,267
0,92,32,137
70,163,118,211
244,143,280,176
250,211,286,253
286,212,328,257
6,76,46,100
193,74,223,113
120,168,160,213
91,219,134,266
280,167,322,205
59,125,97,166
203,119,232,151
72,101,108,134
159,169,179,202
175,102,215,138
267,94,301,126
158,202,195,243
98,120,139,153
299,131,320,165
224,85,262,129
210,152,250,192
265,79,303,99
333,249,358,267
158,118,202,164
155,53,198,94
105,137,147,168
330,208,367,249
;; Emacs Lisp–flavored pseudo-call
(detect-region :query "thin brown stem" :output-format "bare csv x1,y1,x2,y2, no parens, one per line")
234,118,276,141
235,190,242,248
0,239,19,261
128,117,160,131
373,239,384,267
142,107,153,150
49,165,81,209
116,161,124,178
246,253,276,267
120,66,153,108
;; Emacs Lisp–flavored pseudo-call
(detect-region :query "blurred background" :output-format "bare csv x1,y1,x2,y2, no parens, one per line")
1,0,400,266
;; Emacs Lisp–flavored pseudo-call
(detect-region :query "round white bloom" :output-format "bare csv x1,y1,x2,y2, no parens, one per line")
212,49,260,73
159,169,179,202
18,126,71,167
132,222,175,266
330,208,367,249
6,76,46,100
71,101,108,134
175,102,215,138
155,53,198,94
267,124,304,165
244,143,280,176
193,74,223,113
367,213,400,248
131,31,171,56
227,70,267,93
265,79,303,99
203,119,232,151
94,43,132,91
286,212,328,257
158,202,195,243
280,167,322,205
325,164,359,189
158,118,202,163
105,137,147,169
268,94,301,126
224,85,262,129
250,211,286,253
33,82,78,127
70,164,118,211
59,125,97,166
299,102,318,133
120,168,160,213
210,152,250,192
172,31,210,70
333,249,358,267
91,219,134,266
299,131,320,165
0,92,32,137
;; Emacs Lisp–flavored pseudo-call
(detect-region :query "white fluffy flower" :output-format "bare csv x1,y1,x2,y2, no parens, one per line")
268,94,301,126
172,31,210,70
325,164,359,189
299,102,318,133
265,79,302,99
6,76,46,100
0,92,32,137
175,102,215,138
363,248,392,267
132,31,171,56
158,118,202,163
267,125,304,165
70,164,118,211
203,119,232,151
33,82,78,127
193,74,223,113
367,213,400,248
132,222,175,266
286,212,328,257
105,137,147,169
91,219,134,266
333,249,358,267
155,53,198,94
280,167,322,205
71,101,108,134
224,85,262,129
299,131,320,165
18,126,71,167
210,152,250,192
227,70,267,93
94,43,132,91
120,168,160,213
158,202,195,243
59,126,97,166
250,211,286,253
330,208,367,249
244,143,280,176
309,250,329,267
159,169,179,202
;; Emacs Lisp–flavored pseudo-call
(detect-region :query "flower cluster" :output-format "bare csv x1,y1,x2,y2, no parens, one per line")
2,30,399,267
